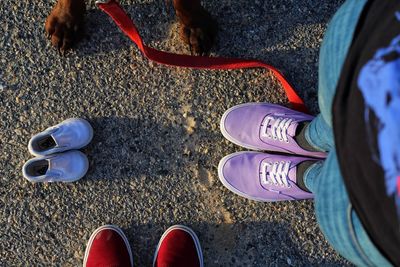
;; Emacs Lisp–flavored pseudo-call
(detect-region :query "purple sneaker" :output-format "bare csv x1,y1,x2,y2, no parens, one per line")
220,103,326,158
218,151,315,201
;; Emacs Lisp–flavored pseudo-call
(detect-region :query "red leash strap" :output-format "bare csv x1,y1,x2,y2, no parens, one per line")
96,0,308,113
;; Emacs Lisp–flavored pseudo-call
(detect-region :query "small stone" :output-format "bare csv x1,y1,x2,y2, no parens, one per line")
185,116,196,135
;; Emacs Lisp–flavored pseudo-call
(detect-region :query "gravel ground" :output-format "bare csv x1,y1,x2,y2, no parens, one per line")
0,0,351,266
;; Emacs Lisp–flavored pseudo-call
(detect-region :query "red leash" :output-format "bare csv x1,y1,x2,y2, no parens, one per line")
96,0,308,113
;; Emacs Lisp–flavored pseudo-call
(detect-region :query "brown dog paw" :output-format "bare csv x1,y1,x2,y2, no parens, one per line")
173,0,217,56
45,0,86,55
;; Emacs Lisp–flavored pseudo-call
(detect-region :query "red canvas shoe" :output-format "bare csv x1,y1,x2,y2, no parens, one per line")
153,225,203,267
83,225,133,267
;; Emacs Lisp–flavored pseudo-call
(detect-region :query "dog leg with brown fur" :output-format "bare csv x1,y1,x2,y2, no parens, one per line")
172,0,217,55
45,0,85,55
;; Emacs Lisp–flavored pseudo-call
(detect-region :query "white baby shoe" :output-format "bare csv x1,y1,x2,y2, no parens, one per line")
28,118,93,156
22,150,89,182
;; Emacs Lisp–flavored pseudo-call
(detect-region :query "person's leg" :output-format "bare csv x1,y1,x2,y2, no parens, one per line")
305,0,369,151
302,2,393,265
304,151,392,266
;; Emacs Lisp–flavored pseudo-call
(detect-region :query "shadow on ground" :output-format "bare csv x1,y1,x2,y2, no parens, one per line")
123,221,346,266
83,113,219,180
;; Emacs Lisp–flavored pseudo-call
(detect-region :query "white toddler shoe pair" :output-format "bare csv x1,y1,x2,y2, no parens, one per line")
22,118,94,183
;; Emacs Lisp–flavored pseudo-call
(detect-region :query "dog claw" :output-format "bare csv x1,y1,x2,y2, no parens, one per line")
60,48,68,57
189,44,193,55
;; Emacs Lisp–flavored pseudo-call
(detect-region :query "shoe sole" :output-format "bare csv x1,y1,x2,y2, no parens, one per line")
218,151,278,202
83,225,133,267
152,225,203,267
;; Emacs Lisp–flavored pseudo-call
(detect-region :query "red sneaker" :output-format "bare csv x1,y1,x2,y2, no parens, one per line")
153,225,203,267
83,225,133,267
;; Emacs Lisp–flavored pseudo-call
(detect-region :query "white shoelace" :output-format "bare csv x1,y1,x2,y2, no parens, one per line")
261,116,294,143
260,161,291,187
